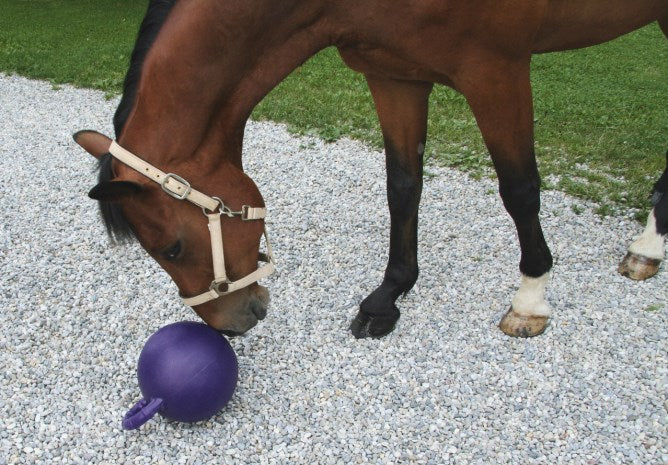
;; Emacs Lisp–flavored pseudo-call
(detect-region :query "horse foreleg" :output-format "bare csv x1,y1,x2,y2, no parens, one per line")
349,75,433,339
619,152,667,279
459,59,553,337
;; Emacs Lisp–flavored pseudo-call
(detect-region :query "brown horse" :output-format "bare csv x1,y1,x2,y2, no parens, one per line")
74,0,668,338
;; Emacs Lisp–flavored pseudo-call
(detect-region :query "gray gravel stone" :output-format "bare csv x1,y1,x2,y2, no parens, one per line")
0,73,666,464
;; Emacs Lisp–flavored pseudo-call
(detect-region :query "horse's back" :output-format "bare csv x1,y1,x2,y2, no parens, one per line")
335,0,665,83
533,0,668,53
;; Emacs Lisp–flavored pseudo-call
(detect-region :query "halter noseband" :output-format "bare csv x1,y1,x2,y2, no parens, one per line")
108,141,275,307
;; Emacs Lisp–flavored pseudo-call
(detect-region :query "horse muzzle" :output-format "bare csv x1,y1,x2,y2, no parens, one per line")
195,285,270,336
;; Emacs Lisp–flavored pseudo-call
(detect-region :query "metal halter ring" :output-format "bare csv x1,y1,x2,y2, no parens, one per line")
201,197,248,219
220,205,239,218
210,280,230,294
202,196,224,216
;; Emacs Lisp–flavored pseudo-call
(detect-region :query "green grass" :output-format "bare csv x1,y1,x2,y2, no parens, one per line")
1,0,666,218
643,303,664,312
0,0,145,95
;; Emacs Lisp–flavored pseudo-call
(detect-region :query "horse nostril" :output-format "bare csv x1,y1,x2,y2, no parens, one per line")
249,299,267,320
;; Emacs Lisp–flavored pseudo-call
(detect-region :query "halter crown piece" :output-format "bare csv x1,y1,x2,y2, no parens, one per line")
108,141,275,307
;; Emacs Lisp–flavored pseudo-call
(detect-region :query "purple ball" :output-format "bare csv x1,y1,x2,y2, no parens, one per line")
122,321,238,430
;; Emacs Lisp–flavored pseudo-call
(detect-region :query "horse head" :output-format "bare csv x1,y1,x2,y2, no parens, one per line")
74,130,272,336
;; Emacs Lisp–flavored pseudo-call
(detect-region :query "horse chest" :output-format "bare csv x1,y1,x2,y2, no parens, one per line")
337,46,452,85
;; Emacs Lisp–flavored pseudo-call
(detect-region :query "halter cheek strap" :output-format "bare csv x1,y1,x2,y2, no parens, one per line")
107,141,275,307
180,212,275,307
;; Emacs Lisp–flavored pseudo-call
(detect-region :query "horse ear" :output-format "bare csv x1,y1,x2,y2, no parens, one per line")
88,181,143,202
73,130,113,159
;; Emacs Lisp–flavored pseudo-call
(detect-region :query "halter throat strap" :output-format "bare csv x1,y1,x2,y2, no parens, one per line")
107,141,275,306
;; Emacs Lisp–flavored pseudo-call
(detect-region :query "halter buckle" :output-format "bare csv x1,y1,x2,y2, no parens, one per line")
161,173,192,200
210,280,230,295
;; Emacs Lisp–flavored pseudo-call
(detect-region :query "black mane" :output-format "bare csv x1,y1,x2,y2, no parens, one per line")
97,0,178,242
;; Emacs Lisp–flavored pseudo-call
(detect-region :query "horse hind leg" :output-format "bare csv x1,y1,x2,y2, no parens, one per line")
349,75,432,339
618,16,667,277
619,151,667,279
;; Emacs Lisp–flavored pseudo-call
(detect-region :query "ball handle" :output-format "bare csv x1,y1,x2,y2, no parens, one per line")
122,397,164,430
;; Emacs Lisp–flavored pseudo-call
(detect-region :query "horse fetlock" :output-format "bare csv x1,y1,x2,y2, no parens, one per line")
500,273,551,337
620,207,665,280
360,285,402,315
499,308,549,338
618,252,661,281
511,273,552,317
384,267,418,297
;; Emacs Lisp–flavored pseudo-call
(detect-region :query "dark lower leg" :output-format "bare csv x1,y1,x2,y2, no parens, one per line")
497,172,554,337
499,173,553,279
350,142,423,338
358,147,421,299
350,76,431,339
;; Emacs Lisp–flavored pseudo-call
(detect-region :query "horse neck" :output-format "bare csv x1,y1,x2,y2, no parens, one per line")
119,0,332,170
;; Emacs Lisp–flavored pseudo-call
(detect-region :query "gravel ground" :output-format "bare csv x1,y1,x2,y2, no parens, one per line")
1,73,666,465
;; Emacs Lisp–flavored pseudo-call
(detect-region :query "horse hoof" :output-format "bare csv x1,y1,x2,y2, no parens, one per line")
499,308,548,338
618,252,661,281
349,310,399,339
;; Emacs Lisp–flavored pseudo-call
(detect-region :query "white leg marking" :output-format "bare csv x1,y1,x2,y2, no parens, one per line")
511,273,552,317
628,209,665,260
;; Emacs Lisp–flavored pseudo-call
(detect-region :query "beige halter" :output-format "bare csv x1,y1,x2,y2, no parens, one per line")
108,141,275,307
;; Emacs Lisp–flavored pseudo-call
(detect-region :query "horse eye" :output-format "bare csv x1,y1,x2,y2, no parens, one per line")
161,241,182,261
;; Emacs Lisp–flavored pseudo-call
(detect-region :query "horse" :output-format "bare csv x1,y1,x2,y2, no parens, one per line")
74,0,668,339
